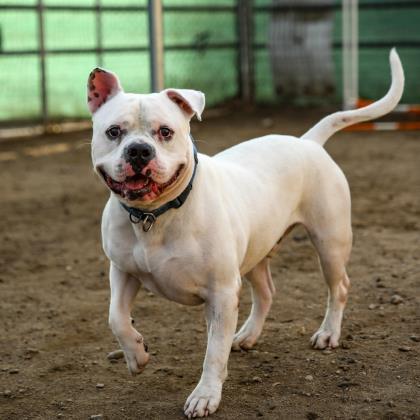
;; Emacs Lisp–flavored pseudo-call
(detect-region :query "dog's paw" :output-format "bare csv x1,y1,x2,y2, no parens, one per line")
232,330,258,351
310,328,340,349
120,331,150,375
184,382,221,418
232,322,261,351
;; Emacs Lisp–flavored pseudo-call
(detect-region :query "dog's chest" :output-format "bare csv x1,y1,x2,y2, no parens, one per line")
130,237,206,305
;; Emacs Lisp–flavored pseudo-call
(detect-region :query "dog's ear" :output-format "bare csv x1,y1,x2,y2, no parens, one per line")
87,68,122,114
165,89,205,121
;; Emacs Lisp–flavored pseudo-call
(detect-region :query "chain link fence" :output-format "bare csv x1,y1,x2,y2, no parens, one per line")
0,0,419,124
0,0,240,124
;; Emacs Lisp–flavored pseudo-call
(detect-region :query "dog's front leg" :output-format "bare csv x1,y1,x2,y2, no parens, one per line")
108,262,149,374
184,288,239,418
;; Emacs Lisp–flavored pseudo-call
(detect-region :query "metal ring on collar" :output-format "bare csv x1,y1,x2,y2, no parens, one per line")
142,213,156,232
129,213,142,224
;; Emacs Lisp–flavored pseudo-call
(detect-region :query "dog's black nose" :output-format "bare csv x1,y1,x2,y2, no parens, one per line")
124,142,155,168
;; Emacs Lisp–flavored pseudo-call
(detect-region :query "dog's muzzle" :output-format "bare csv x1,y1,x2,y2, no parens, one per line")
123,142,156,173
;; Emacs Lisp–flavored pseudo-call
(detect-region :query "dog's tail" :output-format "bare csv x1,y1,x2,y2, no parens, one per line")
301,49,404,146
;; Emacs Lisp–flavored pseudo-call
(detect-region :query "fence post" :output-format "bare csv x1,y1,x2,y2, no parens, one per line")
37,0,48,129
342,0,358,109
95,0,103,67
148,0,164,92
237,0,255,103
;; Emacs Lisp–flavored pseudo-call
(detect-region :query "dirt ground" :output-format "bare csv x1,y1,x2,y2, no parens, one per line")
0,108,419,420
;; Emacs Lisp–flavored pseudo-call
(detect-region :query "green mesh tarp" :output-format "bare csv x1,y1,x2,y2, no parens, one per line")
0,0,238,121
0,0,419,122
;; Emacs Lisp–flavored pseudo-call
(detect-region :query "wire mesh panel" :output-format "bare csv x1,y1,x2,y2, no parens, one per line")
1,1,420,124
255,0,420,105
0,6,41,121
268,0,335,98
44,6,96,118
254,0,341,104
44,0,150,119
0,0,239,124
356,1,420,104
163,0,238,105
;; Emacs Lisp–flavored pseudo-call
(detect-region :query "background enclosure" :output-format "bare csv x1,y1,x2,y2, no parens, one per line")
0,0,419,122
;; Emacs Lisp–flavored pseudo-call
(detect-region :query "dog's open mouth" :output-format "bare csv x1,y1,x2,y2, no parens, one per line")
99,165,185,201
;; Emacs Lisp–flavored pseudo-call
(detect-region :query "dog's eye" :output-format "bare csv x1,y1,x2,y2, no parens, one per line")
158,126,173,141
106,125,122,140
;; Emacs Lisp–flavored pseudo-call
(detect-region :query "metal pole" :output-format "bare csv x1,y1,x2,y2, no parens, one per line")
342,0,349,109
350,0,359,108
37,0,48,128
148,0,164,92
237,0,254,103
342,0,358,109
95,0,103,67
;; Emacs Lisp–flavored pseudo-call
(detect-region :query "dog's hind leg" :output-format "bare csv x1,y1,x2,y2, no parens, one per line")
307,214,352,350
232,258,275,350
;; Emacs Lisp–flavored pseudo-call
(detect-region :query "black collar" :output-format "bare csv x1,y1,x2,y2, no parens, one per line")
120,139,198,232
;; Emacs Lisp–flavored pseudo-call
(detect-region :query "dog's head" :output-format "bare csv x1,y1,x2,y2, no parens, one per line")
88,68,204,207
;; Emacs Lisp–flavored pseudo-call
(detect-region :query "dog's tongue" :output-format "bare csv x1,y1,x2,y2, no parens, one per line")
124,174,150,190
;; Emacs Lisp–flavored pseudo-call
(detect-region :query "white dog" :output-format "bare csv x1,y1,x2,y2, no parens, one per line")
88,50,403,418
